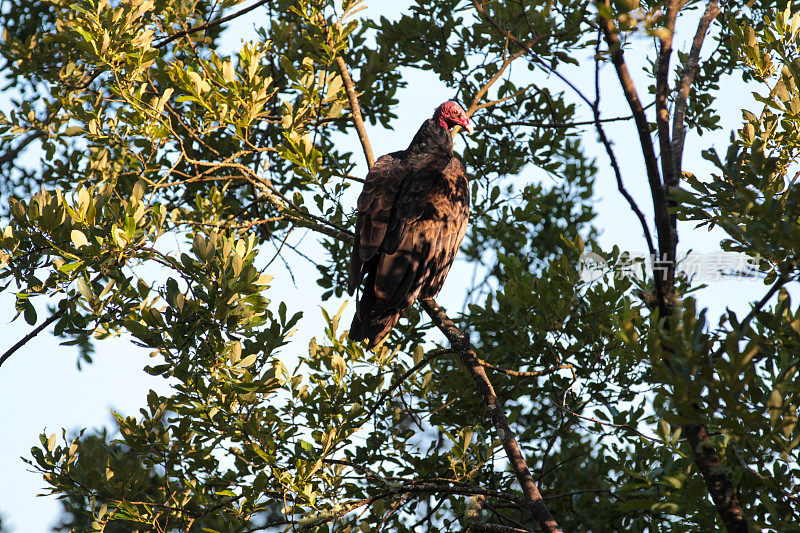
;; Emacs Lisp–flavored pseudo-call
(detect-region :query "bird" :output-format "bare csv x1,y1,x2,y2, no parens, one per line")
347,101,472,349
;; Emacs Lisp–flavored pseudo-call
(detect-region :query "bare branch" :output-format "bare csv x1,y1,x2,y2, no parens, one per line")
478,360,573,379
479,111,643,130
153,0,271,48
0,297,74,368
671,0,721,177
592,36,656,257
334,54,375,168
597,2,673,307
420,298,563,533
358,348,451,424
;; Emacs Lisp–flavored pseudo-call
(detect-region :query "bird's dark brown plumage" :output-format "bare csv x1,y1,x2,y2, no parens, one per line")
348,102,471,349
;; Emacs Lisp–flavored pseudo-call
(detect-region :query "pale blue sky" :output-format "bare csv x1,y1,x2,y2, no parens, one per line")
0,3,773,530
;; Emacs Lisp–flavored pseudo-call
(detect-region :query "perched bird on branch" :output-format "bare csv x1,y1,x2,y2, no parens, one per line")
348,101,472,348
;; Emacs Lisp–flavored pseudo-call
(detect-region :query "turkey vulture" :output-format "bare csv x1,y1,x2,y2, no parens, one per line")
348,101,472,348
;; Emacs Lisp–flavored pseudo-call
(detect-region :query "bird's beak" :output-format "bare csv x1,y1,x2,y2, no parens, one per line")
462,119,474,134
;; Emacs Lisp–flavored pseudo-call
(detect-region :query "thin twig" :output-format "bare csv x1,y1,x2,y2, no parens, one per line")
358,349,451,424
479,112,642,130
478,361,573,379
464,521,531,533
0,298,74,368
153,0,271,48
471,1,595,109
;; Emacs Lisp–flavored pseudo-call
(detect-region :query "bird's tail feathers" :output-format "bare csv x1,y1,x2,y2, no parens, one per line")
348,279,402,349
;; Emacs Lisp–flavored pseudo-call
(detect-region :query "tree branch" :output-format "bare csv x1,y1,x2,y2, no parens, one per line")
478,360,572,379
465,520,531,533
358,348,451,424
592,36,656,258
153,0,271,48
479,112,644,130
597,2,673,308
0,298,73,368
655,0,680,275
671,0,721,177
711,275,787,360
471,1,595,109
655,0,680,191
469,1,657,260
334,54,375,168
420,298,562,533
684,423,749,532
0,130,43,166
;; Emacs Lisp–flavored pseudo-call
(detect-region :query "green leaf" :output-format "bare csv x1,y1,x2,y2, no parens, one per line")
71,229,89,248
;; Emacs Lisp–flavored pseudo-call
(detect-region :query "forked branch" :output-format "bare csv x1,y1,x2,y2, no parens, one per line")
597,1,673,306
598,4,749,531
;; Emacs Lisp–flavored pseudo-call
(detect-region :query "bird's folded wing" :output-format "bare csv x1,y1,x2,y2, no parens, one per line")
348,152,406,295
375,160,470,304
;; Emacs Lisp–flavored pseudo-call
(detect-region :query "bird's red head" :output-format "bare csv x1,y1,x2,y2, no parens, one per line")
433,101,473,134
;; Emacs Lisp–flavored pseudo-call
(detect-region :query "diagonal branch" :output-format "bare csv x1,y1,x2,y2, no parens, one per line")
471,1,594,109
0,130,43,166
420,298,562,533
478,360,572,379
358,348,451,424
592,35,656,258
466,48,530,116
711,275,787,361
335,54,375,168
0,297,75,368
671,0,721,177
153,0,271,48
